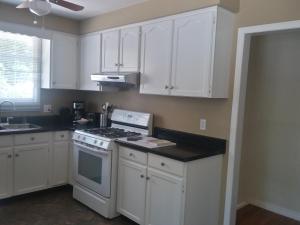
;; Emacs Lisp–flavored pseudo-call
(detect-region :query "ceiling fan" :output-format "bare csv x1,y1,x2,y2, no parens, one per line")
16,0,84,16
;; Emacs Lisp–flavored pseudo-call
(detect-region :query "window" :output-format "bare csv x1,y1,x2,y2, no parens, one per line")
0,30,42,110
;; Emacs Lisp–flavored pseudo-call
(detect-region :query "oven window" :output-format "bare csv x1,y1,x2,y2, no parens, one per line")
78,151,102,184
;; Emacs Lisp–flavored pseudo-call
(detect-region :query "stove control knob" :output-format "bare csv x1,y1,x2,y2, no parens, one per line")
100,142,103,146
94,140,98,144
77,135,81,140
83,137,86,141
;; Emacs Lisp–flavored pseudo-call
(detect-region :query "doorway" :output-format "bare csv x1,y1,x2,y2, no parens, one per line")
223,20,300,225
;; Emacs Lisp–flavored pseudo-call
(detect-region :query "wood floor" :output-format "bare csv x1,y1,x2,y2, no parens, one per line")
0,186,137,225
237,205,300,225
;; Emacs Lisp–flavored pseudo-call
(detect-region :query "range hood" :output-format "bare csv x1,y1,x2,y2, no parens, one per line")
91,72,140,91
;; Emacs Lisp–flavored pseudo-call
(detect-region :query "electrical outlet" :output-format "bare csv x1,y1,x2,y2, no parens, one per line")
43,105,52,113
200,119,207,130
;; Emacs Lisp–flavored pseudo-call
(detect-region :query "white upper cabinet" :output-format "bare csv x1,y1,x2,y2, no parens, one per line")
139,6,234,98
101,30,120,72
42,32,79,90
79,33,101,91
171,11,215,97
120,27,140,72
139,20,173,95
101,27,140,73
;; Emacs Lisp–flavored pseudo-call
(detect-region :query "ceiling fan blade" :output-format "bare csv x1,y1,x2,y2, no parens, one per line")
49,0,84,11
16,0,30,9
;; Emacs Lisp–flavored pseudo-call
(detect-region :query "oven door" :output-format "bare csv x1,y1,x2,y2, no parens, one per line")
73,142,112,198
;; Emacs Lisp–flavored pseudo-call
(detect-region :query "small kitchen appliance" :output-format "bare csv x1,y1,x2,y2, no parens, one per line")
72,101,85,122
72,109,153,218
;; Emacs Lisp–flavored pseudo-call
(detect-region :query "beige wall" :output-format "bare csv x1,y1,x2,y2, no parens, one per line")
0,3,79,34
238,31,300,212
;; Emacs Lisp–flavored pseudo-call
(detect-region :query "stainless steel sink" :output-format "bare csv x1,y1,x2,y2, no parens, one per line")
0,123,42,132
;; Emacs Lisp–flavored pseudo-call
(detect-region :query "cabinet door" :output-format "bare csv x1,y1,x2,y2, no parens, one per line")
117,158,147,224
101,30,119,72
140,20,173,95
171,11,215,97
51,32,78,89
79,33,101,91
145,168,184,225
52,142,69,186
0,148,13,199
120,26,140,72
14,144,49,195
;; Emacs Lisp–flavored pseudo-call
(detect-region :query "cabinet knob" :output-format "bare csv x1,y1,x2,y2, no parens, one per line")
52,81,56,85
15,153,19,157
30,137,35,141
146,177,150,180
61,135,65,138
129,153,134,157
161,162,165,167
7,154,12,158
170,86,174,90
140,175,145,178
115,63,119,66
119,63,124,67
165,85,169,89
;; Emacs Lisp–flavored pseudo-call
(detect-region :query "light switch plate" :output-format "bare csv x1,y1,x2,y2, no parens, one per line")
200,119,207,130
43,105,52,113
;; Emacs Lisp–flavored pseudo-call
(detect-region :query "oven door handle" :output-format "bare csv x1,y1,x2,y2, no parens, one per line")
74,142,109,156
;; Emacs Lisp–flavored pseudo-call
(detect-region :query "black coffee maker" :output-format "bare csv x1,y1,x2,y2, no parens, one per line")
73,101,85,122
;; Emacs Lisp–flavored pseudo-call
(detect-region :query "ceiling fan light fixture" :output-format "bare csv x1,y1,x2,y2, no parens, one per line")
29,0,52,16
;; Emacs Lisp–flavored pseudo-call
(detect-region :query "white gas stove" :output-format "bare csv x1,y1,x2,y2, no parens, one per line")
72,109,153,218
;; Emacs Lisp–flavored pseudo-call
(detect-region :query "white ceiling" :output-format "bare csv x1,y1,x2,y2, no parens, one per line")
0,0,148,20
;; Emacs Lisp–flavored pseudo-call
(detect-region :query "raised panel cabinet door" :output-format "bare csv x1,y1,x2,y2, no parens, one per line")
140,20,173,95
145,168,184,225
171,11,215,97
0,148,13,199
117,158,147,225
51,32,78,89
80,34,101,91
14,144,49,195
101,30,120,72
119,26,141,72
52,142,69,186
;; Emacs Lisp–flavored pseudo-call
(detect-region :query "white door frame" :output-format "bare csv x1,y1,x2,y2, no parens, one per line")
223,20,300,225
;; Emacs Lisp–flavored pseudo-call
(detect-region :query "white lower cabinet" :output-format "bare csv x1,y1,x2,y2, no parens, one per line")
52,142,69,186
0,131,71,199
0,147,13,199
145,168,184,225
117,147,223,225
117,158,147,224
14,144,49,195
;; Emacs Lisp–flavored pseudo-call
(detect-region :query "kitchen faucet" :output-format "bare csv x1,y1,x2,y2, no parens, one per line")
0,101,15,124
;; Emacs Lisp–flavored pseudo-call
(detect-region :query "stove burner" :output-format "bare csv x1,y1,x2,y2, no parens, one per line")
83,128,141,139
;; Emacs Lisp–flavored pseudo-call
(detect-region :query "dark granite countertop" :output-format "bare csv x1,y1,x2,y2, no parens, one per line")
0,115,98,136
116,127,226,162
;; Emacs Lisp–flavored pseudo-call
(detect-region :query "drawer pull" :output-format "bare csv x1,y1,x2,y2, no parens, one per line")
140,175,145,178
129,153,135,157
30,137,35,141
7,154,12,158
161,162,165,167
15,153,19,157
146,177,150,180
61,135,65,138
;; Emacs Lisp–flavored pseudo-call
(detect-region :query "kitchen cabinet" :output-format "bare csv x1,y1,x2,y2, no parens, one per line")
101,27,140,73
52,142,69,186
117,147,223,225
42,32,79,90
79,33,101,91
139,20,173,95
140,6,234,98
145,168,183,225
0,148,13,199
117,158,147,224
14,144,49,195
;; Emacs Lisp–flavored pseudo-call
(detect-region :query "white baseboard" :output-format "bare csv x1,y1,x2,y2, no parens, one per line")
237,201,248,210
250,199,300,222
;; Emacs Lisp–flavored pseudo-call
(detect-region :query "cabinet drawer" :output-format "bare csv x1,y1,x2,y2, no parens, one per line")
0,136,13,147
15,132,50,145
119,146,147,165
148,154,185,177
54,131,69,141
